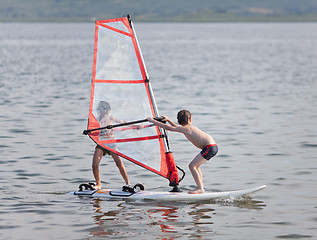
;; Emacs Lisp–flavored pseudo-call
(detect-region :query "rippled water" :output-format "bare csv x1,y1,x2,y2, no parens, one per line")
1,22,316,239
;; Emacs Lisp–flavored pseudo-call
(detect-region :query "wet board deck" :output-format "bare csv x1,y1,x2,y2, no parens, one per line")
70,185,266,201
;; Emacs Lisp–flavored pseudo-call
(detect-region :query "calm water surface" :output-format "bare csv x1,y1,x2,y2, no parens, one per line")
0,22,316,239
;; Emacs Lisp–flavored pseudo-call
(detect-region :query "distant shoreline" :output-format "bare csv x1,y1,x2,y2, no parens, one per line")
1,17,317,23
1,0,316,23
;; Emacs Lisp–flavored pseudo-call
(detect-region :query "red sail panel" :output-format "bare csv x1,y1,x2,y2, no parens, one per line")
86,17,179,183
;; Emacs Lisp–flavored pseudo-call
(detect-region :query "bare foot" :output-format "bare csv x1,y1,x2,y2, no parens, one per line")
93,185,102,190
188,189,205,194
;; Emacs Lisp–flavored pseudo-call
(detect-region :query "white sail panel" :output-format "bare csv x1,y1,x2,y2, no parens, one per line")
105,140,162,171
92,82,153,123
95,26,142,80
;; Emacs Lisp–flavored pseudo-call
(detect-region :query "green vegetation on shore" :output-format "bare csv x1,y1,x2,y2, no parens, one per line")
1,0,317,22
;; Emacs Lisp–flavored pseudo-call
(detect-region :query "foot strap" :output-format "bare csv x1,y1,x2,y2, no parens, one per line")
78,182,96,191
122,183,145,193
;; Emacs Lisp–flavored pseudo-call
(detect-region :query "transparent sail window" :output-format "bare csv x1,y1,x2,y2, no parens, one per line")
95,26,142,80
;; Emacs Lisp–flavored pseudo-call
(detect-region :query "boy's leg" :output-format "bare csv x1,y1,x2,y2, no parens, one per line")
110,152,130,185
188,153,207,194
92,147,104,190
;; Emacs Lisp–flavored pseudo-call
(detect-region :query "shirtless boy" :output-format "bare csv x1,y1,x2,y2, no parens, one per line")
147,110,218,194
92,101,130,190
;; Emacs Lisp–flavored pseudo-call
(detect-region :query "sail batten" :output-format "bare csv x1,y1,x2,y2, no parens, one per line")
86,16,179,185
98,135,161,144
95,79,145,83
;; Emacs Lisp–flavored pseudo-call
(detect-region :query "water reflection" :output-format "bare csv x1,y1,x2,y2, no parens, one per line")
89,199,129,238
214,198,267,210
87,197,266,239
148,206,179,234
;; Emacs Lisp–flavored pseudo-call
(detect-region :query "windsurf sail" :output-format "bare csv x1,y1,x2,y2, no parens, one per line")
84,15,180,188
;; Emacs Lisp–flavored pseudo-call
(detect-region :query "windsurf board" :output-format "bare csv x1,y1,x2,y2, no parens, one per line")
71,185,266,201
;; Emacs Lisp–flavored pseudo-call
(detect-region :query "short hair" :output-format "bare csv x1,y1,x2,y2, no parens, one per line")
97,101,111,114
177,110,191,125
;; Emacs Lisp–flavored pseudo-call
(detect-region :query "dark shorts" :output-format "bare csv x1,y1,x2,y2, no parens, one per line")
200,144,218,160
95,145,111,156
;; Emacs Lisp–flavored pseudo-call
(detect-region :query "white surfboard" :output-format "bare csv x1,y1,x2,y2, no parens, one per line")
71,185,266,201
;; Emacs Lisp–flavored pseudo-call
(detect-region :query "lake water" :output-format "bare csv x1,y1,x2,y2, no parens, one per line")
0,22,316,239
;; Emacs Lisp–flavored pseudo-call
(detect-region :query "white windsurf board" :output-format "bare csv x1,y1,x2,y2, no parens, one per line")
70,185,266,201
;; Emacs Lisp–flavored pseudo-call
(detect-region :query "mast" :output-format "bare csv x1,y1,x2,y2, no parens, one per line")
127,15,169,153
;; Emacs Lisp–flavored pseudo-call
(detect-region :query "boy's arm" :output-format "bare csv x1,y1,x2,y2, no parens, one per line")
162,116,178,127
111,116,144,129
111,116,126,124
147,117,181,132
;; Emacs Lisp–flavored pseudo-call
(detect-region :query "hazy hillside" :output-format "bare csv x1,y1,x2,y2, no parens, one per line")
1,0,317,22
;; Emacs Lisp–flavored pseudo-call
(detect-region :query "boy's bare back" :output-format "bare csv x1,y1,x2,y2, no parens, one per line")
147,117,216,149
178,124,216,149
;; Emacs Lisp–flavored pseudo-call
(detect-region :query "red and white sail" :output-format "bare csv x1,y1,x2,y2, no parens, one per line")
86,16,179,185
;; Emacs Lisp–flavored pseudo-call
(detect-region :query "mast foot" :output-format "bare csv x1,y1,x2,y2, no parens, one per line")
170,185,182,192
